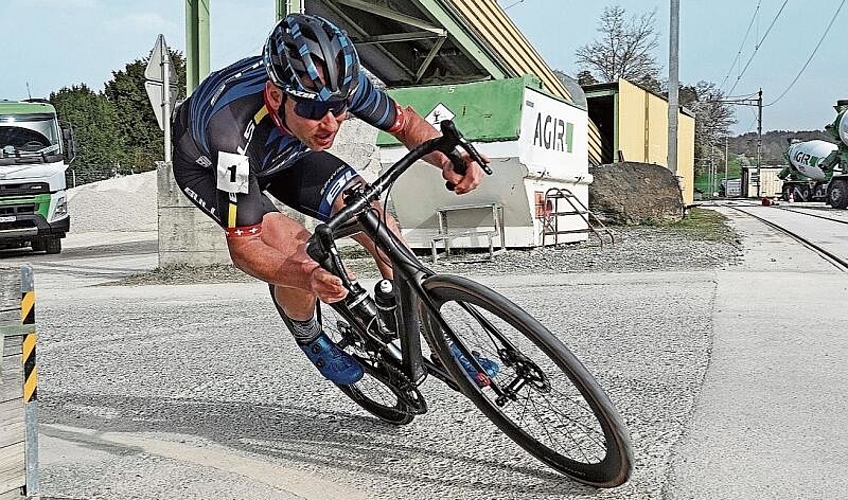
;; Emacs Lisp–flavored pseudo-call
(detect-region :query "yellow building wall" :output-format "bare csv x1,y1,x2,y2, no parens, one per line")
616,79,695,205
678,113,695,205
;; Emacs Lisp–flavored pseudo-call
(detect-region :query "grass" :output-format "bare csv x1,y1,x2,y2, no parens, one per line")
672,207,739,242
694,155,743,196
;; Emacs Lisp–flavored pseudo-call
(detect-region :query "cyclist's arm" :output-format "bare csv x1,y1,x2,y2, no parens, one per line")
210,152,345,300
347,74,483,193
389,106,486,195
228,233,347,302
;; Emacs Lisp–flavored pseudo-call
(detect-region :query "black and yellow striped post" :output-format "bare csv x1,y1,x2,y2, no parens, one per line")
20,264,39,496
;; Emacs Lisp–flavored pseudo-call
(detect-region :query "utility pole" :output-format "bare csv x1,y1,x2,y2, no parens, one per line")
667,0,680,176
724,135,729,195
756,88,763,198
715,91,764,198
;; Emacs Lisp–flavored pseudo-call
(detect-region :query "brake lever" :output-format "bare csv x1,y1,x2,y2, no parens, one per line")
441,123,492,191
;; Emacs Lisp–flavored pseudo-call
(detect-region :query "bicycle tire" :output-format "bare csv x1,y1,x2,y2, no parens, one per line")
418,274,633,487
318,303,416,426
269,286,414,425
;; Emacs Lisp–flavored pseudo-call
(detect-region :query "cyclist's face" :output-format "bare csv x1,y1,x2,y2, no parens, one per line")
282,94,346,151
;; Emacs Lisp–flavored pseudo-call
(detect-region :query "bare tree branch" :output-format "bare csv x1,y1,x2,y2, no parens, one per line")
575,5,660,83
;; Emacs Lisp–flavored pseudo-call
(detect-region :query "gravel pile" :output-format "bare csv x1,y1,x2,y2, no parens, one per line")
68,170,158,233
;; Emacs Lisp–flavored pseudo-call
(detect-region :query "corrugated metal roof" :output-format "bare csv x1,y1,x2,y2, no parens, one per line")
310,0,604,165
442,0,571,101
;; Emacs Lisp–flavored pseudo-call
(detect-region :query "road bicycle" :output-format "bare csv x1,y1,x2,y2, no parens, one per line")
300,121,633,487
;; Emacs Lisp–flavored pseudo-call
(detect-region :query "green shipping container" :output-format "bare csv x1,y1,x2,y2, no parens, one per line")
376,76,545,146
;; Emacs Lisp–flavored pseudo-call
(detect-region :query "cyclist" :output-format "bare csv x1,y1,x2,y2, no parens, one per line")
171,14,486,386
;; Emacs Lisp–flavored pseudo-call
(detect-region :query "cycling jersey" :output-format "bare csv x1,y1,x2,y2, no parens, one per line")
171,55,405,237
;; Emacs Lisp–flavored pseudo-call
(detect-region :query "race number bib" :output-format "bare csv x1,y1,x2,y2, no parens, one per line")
216,152,250,194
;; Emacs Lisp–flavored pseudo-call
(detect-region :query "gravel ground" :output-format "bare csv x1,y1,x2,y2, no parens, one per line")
110,223,743,286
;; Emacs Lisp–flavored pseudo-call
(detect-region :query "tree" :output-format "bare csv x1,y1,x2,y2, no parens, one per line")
104,50,186,172
575,5,660,84
679,81,736,176
576,70,598,87
50,84,125,179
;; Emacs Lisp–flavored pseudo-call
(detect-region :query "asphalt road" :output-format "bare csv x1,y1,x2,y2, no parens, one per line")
3,209,847,500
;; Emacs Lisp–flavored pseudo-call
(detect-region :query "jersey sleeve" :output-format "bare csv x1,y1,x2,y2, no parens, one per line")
347,72,405,132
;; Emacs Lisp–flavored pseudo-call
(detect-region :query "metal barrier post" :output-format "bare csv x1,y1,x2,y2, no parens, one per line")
20,264,38,497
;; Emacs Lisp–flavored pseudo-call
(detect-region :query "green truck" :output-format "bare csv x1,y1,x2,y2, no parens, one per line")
0,99,75,253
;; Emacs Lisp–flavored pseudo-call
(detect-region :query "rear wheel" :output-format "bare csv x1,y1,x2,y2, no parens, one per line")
318,303,417,426
782,184,792,201
419,275,633,487
829,179,848,209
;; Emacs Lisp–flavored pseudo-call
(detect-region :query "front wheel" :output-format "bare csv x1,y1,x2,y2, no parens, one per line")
419,275,633,487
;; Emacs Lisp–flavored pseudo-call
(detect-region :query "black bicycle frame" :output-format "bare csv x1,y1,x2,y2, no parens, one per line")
307,120,497,392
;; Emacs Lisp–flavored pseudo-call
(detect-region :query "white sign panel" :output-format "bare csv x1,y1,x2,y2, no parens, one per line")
517,88,588,178
145,81,178,131
145,34,177,84
424,103,456,130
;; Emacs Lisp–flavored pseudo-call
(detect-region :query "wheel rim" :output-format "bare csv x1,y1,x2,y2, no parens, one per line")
432,298,617,470
831,181,847,205
319,305,413,422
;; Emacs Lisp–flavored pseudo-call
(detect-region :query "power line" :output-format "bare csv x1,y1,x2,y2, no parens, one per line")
718,1,761,92
766,0,846,106
726,0,789,97
502,0,526,10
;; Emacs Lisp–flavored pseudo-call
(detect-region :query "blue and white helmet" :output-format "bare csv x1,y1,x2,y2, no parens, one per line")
263,14,360,102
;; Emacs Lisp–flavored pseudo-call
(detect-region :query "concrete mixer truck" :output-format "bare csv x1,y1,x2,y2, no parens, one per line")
779,100,848,208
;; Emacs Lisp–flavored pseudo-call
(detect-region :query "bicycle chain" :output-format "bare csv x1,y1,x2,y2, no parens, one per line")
374,358,428,415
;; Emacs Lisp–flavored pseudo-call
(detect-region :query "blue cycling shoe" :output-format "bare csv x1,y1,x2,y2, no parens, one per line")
450,343,500,387
300,332,364,385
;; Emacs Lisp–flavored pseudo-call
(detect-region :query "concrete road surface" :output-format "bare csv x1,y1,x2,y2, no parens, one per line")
3,209,846,500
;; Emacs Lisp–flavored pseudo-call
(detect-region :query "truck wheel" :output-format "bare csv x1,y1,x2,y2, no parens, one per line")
829,179,848,209
31,239,45,252
798,184,811,202
44,237,62,254
781,184,791,201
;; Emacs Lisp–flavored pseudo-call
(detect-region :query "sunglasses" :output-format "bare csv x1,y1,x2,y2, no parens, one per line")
289,96,348,120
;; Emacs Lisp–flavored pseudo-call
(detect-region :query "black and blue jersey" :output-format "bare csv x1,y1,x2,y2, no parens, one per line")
171,55,404,236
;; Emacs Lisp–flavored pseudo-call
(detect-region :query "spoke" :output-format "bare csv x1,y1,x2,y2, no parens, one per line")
534,390,606,444
533,395,600,463
538,394,606,452
517,387,532,427
526,394,582,461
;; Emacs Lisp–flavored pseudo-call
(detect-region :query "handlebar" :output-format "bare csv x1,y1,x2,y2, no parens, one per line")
307,119,491,265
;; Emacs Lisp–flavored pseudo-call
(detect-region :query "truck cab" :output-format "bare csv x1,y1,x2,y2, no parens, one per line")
0,99,75,253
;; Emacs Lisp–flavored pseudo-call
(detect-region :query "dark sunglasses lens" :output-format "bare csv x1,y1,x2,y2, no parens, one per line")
294,100,347,119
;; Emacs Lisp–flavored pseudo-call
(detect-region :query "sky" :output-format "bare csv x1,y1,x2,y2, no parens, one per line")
1,0,845,135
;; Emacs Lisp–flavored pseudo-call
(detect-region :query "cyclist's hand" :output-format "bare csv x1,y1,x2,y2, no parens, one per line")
441,152,489,195
309,266,349,303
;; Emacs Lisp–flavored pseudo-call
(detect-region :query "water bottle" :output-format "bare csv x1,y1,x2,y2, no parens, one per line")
374,279,397,334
